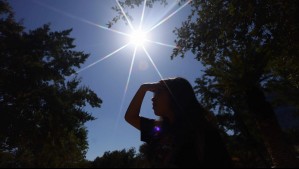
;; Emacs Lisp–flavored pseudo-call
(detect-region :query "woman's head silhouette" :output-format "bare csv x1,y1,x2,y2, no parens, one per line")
152,77,206,125
124,77,232,167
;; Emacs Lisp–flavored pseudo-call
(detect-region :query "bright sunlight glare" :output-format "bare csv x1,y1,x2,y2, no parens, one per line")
35,0,192,137
36,0,190,75
42,0,192,132
129,30,147,47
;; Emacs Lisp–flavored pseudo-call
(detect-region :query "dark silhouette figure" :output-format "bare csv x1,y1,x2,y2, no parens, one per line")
125,77,232,167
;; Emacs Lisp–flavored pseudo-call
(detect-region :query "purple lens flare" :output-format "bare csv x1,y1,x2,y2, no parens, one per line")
154,126,161,132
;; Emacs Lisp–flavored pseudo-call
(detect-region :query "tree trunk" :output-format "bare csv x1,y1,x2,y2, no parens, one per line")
246,86,299,167
233,109,270,167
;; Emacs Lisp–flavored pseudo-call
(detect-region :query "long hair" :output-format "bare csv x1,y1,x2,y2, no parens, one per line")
159,77,210,166
157,77,232,167
159,77,207,125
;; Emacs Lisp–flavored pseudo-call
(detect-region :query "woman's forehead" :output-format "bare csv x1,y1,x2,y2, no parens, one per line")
154,85,170,96
158,81,168,88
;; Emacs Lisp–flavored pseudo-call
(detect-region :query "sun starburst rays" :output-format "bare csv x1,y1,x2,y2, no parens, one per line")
116,0,135,31
76,43,129,74
73,0,191,128
39,0,191,127
139,0,147,30
142,46,164,80
145,39,178,49
146,0,192,33
35,0,188,75
114,47,138,131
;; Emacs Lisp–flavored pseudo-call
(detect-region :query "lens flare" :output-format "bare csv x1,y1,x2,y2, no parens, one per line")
154,126,161,132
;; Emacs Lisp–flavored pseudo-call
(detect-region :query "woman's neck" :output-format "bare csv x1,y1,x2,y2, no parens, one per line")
163,110,175,124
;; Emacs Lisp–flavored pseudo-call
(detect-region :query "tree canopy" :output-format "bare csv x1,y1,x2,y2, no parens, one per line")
172,1,299,167
111,0,299,167
91,145,150,168
0,0,102,167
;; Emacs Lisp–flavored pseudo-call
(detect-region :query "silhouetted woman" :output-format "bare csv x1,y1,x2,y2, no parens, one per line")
125,77,232,167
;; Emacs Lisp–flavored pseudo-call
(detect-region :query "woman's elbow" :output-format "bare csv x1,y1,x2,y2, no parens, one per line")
124,113,130,123
124,113,140,129
124,113,134,124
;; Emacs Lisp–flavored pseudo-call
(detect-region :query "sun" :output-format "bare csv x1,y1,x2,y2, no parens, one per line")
129,29,147,47
75,0,191,74
71,0,191,130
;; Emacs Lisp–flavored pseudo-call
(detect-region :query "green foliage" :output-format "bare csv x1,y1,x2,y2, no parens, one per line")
91,148,149,168
177,0,299,167
172,0,299,105
110,0,299,167
172,0,299,167
0,0,102,167
108,0,167,28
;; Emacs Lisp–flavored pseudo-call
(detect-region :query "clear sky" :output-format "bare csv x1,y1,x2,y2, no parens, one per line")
9,0,203,161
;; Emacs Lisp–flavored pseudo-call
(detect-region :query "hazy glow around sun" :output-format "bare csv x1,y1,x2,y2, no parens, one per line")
74,0,191,74
69,0,191,133
129,30,147,47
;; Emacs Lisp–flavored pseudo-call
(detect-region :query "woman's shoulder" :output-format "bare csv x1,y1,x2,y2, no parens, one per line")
140,116,164,143
203,124,233,167
140,116,161,127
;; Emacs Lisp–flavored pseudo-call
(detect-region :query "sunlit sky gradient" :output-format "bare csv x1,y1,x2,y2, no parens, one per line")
9,0,204,160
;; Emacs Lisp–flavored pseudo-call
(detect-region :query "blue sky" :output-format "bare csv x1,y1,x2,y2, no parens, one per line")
9,0,203,161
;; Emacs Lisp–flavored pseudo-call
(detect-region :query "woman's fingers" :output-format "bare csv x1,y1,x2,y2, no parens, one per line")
141,83,160,92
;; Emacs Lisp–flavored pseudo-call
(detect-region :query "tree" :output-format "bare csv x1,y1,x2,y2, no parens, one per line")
110,0,299,167
0,0,102,167
172,1,299,167
91,146,151,168
91,148,139,168
108,0,167,28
